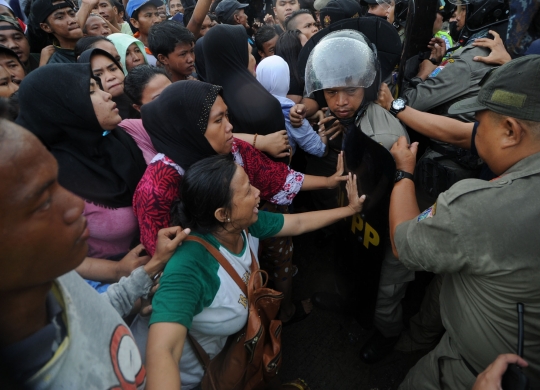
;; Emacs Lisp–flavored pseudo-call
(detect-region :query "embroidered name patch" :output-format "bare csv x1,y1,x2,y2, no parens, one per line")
417,203,437,221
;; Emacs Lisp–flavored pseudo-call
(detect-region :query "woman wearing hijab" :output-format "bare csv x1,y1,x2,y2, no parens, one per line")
202,24,286,139
79,47,139,120
257,55,327,157
108,33,148,75
134,80,346,324
16,63,148,292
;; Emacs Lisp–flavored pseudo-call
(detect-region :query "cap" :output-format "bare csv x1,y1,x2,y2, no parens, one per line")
320,0,362,28
127,0,163,18
360,0,379,5
29,0,74,25
0,15,23,33
215,0,248,24
449,55,540,121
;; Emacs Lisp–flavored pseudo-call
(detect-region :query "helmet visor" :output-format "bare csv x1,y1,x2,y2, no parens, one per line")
305,37,377,97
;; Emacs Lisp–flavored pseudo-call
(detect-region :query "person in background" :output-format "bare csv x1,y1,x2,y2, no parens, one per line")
0,15,38,72
254,24,278,61
0,0,25,30
16,63,148,294
285,9,318,40
74,35,121,62
109,32,148,74
198,12,214,37
273,0,300,34
361,0,386,18
148,20,195,81
29,0,84,63
168,0,183,16
93,0,133,35
83,13,112,37
0,61,18,96
215,0,250,33
127,0,162,65
275,29,308,103
257,55,327,157
319,0,362,29
0,44,25,85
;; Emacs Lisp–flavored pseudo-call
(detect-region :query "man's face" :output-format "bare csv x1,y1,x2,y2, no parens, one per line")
234,9,249,28
274,0,300,25
200,15,213,36
290,13,318,40
259,35,278,58
455,5,466,31
0,23,30,64
474,110,506,174
84,15,112,36
323,87,365,119
0,5,14,18
433,12,443,33
0,125,88,292
41,5,83,41
385,3,395,24
0,53,24,85
169,0,183,15
131,4,161,35
163,41,195,77
93,0,118,23
368,4,387,17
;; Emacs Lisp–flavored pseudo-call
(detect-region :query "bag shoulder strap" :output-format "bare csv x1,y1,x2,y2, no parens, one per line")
187,333,211,369
185,235,248,296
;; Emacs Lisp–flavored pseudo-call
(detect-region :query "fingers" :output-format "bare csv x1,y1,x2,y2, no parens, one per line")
275,151,291,158
318,115,336,125
409,141,419,157
131,243,146,256
489,30,501,41
167,227,191,249
336,151,344,174
396,135,409,147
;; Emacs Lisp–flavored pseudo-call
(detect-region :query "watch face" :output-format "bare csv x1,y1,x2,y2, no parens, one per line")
395,170,403,181
392,99,406,110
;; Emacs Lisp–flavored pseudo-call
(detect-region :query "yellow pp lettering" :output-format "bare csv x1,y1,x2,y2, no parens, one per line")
363,223,379,249
351,214,364,234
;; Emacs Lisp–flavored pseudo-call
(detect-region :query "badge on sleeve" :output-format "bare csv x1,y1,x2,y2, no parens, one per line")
417,202,437,221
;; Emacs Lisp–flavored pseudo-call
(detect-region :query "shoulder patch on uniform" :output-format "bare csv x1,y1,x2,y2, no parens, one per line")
429,66,444,78
417,203,437,221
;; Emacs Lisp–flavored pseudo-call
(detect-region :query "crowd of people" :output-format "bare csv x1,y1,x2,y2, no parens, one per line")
0,0,539,388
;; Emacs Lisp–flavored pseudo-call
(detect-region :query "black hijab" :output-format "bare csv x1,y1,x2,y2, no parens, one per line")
202,24,285,137
78,48,139,120
141,80,222,170
195,37,207,82
16,63,146,208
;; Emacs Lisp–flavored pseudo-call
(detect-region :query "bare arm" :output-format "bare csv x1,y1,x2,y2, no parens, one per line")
186,0,212,39
234,131,291,159
377,83,474,149
277,173,365,237
146,322,187,390
389,137,420,258
289,98,320,127
301,151,348,190
76,0,99,32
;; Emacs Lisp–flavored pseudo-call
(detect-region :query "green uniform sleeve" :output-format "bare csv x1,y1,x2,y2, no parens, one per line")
248,210,285,240
394,184,473,274
149,240,220,329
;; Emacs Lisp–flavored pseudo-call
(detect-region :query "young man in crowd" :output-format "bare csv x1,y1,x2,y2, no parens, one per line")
362,0,387,18
0,45,25,85
0,15,39,72
254,24,278,59
148,20,195,81
273,0,300,34
168,0,184,16
31,0,83,63
128,0,163,65
0,118,189,388
285,9,318,40
94,0,133,35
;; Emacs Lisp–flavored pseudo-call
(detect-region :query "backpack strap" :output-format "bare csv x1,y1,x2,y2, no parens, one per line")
185,235,248,296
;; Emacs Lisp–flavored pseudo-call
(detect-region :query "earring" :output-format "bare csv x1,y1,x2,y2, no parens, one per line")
227,218,231,222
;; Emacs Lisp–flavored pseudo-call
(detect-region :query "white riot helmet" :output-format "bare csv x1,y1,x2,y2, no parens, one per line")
305,30,378,98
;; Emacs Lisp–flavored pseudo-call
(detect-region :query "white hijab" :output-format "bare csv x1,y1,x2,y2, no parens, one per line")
256,56,291,101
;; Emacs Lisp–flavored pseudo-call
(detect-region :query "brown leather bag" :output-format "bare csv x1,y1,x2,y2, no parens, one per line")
185,235,284,390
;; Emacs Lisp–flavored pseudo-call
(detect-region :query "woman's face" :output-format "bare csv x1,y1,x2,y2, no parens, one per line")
204,95,234,154
225,165,261,229
125,42,145,72
91,40,121,64
91,53,125,97
247,42,256,77
0,64,18,97
90,78,121,130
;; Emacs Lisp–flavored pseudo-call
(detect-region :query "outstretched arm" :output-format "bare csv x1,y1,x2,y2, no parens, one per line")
186,0,212,39
377,83,473,149
277,173,365,237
